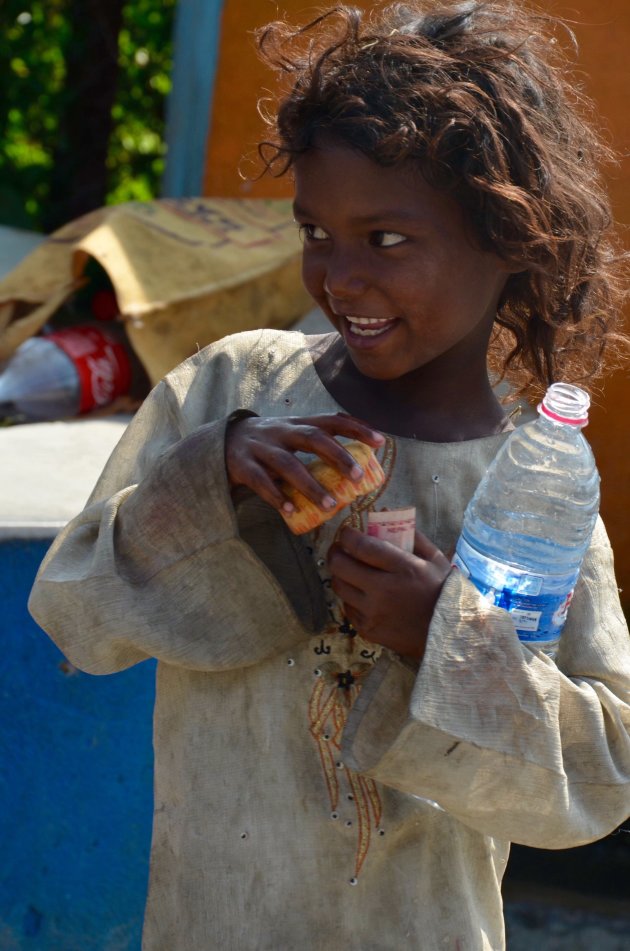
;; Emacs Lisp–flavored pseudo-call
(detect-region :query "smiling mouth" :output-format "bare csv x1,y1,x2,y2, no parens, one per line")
344,315,398,337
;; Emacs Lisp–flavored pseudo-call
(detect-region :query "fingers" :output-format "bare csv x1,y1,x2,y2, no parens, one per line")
245,440,355,512
228,457,303,514
280,415,384,481
271,426,365,483
413,530,452,571
328,528,450,659
225,413,385,514
336,527,411,570
329,542,380,592
329,573,366,613
336,526,450,572
327,553,367,637
334,528,451,582
308,412,386,449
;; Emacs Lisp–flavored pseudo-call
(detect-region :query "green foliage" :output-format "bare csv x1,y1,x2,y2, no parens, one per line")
0,2,70,230
108,0,176,207
0,0,176,232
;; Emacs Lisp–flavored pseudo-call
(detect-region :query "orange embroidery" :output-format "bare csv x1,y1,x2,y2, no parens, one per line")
307,438,396,877
308,662,383,879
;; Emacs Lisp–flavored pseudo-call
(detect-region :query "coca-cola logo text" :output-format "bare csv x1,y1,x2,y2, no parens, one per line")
86,345,119,405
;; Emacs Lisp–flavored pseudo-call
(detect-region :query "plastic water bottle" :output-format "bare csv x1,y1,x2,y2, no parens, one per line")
453,383,600,657
0,324,134,422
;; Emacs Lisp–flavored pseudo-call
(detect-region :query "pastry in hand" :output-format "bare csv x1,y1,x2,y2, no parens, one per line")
279,441,385,535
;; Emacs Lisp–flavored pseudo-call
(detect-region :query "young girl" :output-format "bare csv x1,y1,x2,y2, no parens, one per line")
30,2,630,949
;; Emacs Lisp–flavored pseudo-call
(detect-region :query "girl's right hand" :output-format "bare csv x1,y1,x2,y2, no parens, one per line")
225,413,385,516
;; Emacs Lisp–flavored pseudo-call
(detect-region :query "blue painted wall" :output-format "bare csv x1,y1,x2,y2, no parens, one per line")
162,0,225,197
0,539,155,951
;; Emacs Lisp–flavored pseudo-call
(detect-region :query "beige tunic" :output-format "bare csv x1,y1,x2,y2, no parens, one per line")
29,329,630,951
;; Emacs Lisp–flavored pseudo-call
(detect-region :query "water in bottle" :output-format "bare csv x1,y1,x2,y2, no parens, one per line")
0,324,134,422
453,383,600,657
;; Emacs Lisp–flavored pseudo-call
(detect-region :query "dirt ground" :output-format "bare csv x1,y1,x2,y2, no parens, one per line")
504,900,630,950
502,831,630,949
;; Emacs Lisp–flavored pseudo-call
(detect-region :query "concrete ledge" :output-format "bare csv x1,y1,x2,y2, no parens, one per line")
0,416,132,538
0,310,330,539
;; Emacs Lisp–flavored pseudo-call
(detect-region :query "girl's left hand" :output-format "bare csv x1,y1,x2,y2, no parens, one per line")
327,527,452,662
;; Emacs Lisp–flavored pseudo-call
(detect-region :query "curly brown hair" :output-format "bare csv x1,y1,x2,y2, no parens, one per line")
256,1,628,401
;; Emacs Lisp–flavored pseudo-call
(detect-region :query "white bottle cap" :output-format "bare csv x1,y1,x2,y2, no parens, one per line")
538,382,590,427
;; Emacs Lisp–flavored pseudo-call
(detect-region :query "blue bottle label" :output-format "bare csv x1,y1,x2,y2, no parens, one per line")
453,536,579,646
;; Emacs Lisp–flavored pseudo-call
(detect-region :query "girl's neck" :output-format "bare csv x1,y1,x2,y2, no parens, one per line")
307,333,511,442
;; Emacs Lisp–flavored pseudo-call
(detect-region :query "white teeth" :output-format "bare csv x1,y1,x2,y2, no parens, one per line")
351,326,389,336
346,316,392,325
345,315,396,337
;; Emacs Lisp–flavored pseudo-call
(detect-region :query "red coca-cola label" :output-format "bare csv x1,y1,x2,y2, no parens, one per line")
46,326,133,413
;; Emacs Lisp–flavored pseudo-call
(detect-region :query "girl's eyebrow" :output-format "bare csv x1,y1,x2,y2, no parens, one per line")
292,202,311,219
292,201,420,226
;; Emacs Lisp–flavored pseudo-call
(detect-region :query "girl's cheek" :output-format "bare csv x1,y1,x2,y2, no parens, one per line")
301,258,325,300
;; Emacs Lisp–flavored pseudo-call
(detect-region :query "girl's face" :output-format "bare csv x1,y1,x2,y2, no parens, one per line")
293,137,512,383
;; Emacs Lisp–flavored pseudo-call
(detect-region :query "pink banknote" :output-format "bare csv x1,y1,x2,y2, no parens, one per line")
367,508,416,552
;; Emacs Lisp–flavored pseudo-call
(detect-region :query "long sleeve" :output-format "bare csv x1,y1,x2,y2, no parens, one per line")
28,340,326,674
342,517,630,848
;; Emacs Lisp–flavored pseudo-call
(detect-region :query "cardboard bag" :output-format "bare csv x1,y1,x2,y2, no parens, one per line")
0,198,311,385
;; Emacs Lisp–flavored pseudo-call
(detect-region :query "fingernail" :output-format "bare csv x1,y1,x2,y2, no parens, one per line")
372,431,385,443
322,495,337,510
350,465,363,481
282,501,295,513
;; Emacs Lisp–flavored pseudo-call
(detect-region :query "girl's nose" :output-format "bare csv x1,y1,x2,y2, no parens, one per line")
322,249,368,302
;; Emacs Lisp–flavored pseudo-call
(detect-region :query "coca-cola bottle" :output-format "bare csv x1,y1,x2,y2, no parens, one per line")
0,323,146,422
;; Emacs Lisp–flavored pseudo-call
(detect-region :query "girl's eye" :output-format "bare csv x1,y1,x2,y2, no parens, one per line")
298,223,329,242
371,231,407,248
